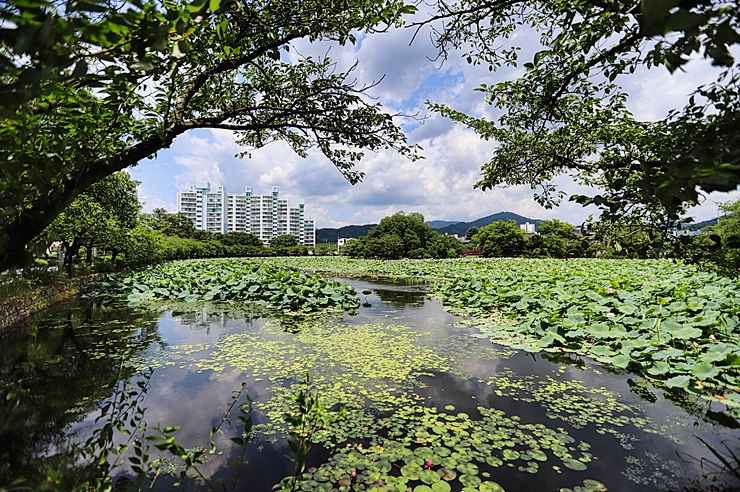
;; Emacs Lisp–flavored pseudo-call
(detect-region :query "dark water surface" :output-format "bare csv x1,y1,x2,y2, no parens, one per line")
2,278,739,491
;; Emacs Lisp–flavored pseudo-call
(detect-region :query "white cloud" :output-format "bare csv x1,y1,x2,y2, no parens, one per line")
138,186,176,213
131,20,736,231
171,132,227,190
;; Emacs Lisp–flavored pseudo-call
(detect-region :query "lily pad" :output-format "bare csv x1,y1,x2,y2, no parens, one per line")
562,459,587,471
479,482,505,492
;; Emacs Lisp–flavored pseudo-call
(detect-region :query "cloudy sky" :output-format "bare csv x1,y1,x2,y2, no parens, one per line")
129,13,740,229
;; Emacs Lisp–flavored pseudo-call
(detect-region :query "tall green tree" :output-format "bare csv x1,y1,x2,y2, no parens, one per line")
342,212,465,258
141,208,198,238
525,219,589,258
47,172,140,272
219,231,263,247
366,212,437,257
472,220,525,257
706,198,740,273
426,0,740,239
0,0,418,271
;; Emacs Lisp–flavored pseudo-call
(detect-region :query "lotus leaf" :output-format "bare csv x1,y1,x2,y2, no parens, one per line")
479,482,505,492
665,375,692,389
528,449,548,462
459,474,482,488
419,470,440,484
401,465,421,480
456,463,479,475
436,468,457,481
692,361,720,380
561,459,587,471
431,481,452,492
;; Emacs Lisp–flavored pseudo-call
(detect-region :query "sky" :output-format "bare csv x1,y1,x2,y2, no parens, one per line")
129,12,740,229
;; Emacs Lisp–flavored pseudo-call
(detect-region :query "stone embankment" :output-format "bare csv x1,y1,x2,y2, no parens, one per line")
0,274,104,331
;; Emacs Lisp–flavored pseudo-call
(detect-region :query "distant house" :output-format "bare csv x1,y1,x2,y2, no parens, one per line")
444,233,470,244
520,222,536,234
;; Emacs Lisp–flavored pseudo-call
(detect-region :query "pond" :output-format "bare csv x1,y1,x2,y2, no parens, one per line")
2,277,739,491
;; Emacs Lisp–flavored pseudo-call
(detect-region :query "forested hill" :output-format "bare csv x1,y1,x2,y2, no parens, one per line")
316,224,377,244
688,217,719,230
435,212,541,236
316,212,541,243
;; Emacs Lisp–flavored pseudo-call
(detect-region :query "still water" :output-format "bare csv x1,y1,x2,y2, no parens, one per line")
2,278,738,491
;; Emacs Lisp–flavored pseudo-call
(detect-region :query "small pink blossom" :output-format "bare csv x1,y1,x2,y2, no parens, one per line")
606,288,614,294
710,334,716,341
423,460,433,469
350,471,357,478
211,276,216,281
692,341,699,348
606,312,615,318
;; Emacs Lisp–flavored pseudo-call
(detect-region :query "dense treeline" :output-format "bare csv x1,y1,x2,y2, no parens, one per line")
340,212,466,259
340,212,740,278
17,172,311,281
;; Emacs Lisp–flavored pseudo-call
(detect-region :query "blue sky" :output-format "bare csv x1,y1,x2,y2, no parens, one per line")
129,14,740,228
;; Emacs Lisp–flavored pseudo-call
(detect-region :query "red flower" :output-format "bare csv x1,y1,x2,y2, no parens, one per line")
423,460,433,469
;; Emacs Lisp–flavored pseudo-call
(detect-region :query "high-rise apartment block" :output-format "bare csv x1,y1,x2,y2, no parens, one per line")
177,183,315,246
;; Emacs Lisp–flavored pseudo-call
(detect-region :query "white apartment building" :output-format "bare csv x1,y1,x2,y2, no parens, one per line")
177,183,316,246
177,181,228,234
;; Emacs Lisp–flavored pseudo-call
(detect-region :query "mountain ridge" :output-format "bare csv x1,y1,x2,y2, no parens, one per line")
315,212,541,243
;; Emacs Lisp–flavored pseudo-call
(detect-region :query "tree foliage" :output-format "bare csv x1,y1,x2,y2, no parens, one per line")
472,220,525,257
0,0,419,271
270,234,299,248
426,0,740,238
141,208,199,238
705,198,740,273
464,226,478,240
342,212,465,259
219,231,263,248
523,219,589,258
47,171,140,271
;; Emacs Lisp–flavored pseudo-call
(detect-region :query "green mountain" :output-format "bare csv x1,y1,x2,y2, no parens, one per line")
687,217,719,230
426,220,460,229
435,212,541,236
316,212,542,243
316,224,377,243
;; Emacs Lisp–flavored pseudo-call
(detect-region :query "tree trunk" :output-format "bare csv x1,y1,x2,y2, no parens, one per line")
65,240,82,276
0,131,176,273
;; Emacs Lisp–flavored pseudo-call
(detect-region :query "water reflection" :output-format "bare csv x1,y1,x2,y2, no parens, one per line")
1,279,739,491
0,299,162,487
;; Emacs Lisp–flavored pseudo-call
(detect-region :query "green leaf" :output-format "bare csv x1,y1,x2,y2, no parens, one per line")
562,458,587,471
692,361,720,381
431,482,451,492
479,482,505,492
640,0,680,36
665,375,692,389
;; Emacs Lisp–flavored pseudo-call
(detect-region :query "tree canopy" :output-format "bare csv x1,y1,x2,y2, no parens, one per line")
219,231,263,248
47,171,140,272
343,212,465,259
472,220,525,257
269,234,299,248
0,0,418,271
426,0,740,235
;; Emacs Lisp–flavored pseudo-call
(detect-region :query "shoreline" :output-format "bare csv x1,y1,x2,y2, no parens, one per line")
0,274,105,332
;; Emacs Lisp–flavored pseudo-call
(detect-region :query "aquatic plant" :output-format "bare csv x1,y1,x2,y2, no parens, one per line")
266,257,740,417
87,258,360,314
